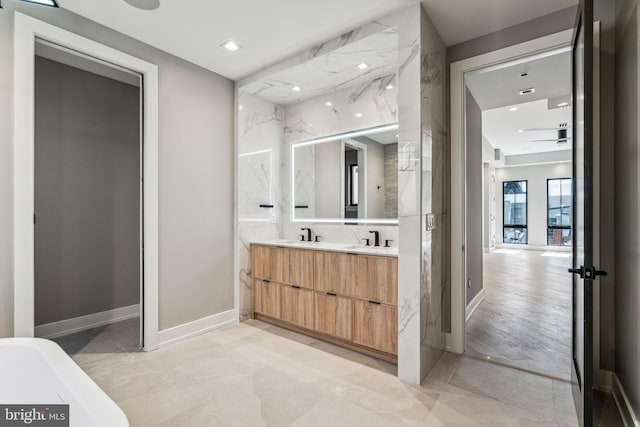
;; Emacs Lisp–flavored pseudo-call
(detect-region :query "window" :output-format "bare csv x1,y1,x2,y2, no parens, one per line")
547,178,572,246
503,180,528,244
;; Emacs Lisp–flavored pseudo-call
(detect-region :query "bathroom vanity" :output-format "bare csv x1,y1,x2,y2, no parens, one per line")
251,241,398,362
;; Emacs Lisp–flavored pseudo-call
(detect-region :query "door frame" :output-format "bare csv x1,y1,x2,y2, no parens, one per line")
13,13,160,350
449,29,573,353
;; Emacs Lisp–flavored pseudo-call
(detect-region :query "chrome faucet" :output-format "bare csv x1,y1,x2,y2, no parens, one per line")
301,228,312,242
369,230,380,247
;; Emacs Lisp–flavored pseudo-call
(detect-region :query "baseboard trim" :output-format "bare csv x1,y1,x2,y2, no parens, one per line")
158,309,237,347
495,244,571,252
612,373,639,427
35,304,140,339
465,289,485,322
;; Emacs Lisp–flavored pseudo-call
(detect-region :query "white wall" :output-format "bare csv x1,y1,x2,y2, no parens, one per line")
495,162,572,247
0,5,235,336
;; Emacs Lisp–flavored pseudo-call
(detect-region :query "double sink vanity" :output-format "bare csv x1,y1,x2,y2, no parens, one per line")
251,238,398,362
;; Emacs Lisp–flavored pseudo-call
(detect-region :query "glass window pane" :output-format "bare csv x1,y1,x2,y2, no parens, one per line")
547,178,572,246
503,180,528,244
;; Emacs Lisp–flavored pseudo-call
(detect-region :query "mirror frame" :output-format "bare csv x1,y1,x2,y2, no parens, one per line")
291,123,399,225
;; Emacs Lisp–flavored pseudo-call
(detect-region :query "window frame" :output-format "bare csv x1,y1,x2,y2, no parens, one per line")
502,180,528,244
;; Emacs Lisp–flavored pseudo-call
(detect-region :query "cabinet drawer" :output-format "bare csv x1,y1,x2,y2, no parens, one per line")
251,245,284,282
315,251,366,296
253,279,281,319
314,292,352,340
280,285,314,329
352,300,397,354
363,256,398,305
282,248,313,289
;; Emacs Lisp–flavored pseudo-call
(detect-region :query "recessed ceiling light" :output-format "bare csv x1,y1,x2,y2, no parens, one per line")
395,134,399,138
292,86,302,92
357,63,369,70
386,84,394,90
519,87,536,96
123,0,158,10
238,105,244,110
324,101,333,107
557,102,569,107
509,107,518,112
355,113,363,118
517,129,524,133
221,40,242,52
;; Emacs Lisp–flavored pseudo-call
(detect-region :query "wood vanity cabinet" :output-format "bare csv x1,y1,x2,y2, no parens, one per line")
280,285,314,329
251,243,398,361
252,279,280,319
314,292,352,341
352,300,398,354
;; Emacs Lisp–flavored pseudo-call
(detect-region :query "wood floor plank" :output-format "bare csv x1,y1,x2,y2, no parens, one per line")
466,250,572,381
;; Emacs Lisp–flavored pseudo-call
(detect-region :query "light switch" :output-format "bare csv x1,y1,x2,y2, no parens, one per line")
426,213,436,231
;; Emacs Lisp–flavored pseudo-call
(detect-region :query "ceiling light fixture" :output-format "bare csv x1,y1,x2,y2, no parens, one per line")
292,86,301,92
386,84,393,90
238,105,244,110
355,113,363,118
508,107,518,112
221,40,242,52
517,129,524,133
357,63,369,70
324,102,333,107
123,0,159,10
519,87,536,96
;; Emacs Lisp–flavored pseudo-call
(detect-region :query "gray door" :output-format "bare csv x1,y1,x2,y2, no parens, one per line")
569,1,606,425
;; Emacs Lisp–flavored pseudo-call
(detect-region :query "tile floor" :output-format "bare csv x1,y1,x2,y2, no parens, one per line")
52,317,618,427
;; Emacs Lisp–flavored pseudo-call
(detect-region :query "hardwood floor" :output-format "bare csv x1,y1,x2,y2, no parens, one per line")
466,249,573,381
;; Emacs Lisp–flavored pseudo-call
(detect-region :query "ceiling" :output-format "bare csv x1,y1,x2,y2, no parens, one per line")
420,0,577,46
56,0,578,81
466,49,572,157
466,50,572,110
482,99,572,156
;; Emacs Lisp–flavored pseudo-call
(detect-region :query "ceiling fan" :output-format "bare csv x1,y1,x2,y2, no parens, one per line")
523,123,572,144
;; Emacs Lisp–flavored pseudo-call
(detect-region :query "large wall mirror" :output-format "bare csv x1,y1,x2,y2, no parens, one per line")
292,124,398,224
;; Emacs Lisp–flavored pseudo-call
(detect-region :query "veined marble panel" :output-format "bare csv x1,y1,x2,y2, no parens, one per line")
241,27,398,105
419,7,448,379
283,75,397,145
237,93,285,320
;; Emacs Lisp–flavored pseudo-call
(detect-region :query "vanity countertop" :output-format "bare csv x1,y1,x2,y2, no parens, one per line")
251,239,398,258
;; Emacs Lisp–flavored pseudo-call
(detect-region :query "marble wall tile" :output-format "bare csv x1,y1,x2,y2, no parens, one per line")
283,74,397,144
418,6,448,379
237,93,285,320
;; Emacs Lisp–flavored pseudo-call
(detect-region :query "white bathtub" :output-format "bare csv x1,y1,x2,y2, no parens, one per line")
0,338,128,427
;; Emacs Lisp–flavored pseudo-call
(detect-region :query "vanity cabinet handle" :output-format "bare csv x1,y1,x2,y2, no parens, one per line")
368,300,381,305
263,279,271,284
292,285,301,289
326,292,337,296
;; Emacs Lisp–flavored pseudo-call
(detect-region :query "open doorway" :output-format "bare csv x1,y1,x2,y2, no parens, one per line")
32,40,143,353
462,48,574,381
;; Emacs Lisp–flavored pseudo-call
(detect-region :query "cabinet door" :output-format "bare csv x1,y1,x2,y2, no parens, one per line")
314,292,352,341
352,300,397,354
282,248,313,289
280,285,314,329
364,256,398,305
315,251,366,296
252,245,284,282
253,279,281,319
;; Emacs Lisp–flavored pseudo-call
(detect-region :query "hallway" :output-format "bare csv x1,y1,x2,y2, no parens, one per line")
466,249,573,381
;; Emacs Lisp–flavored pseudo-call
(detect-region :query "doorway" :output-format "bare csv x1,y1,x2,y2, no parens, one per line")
33,41,143,352
13,13,160,350
462,48,574,380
